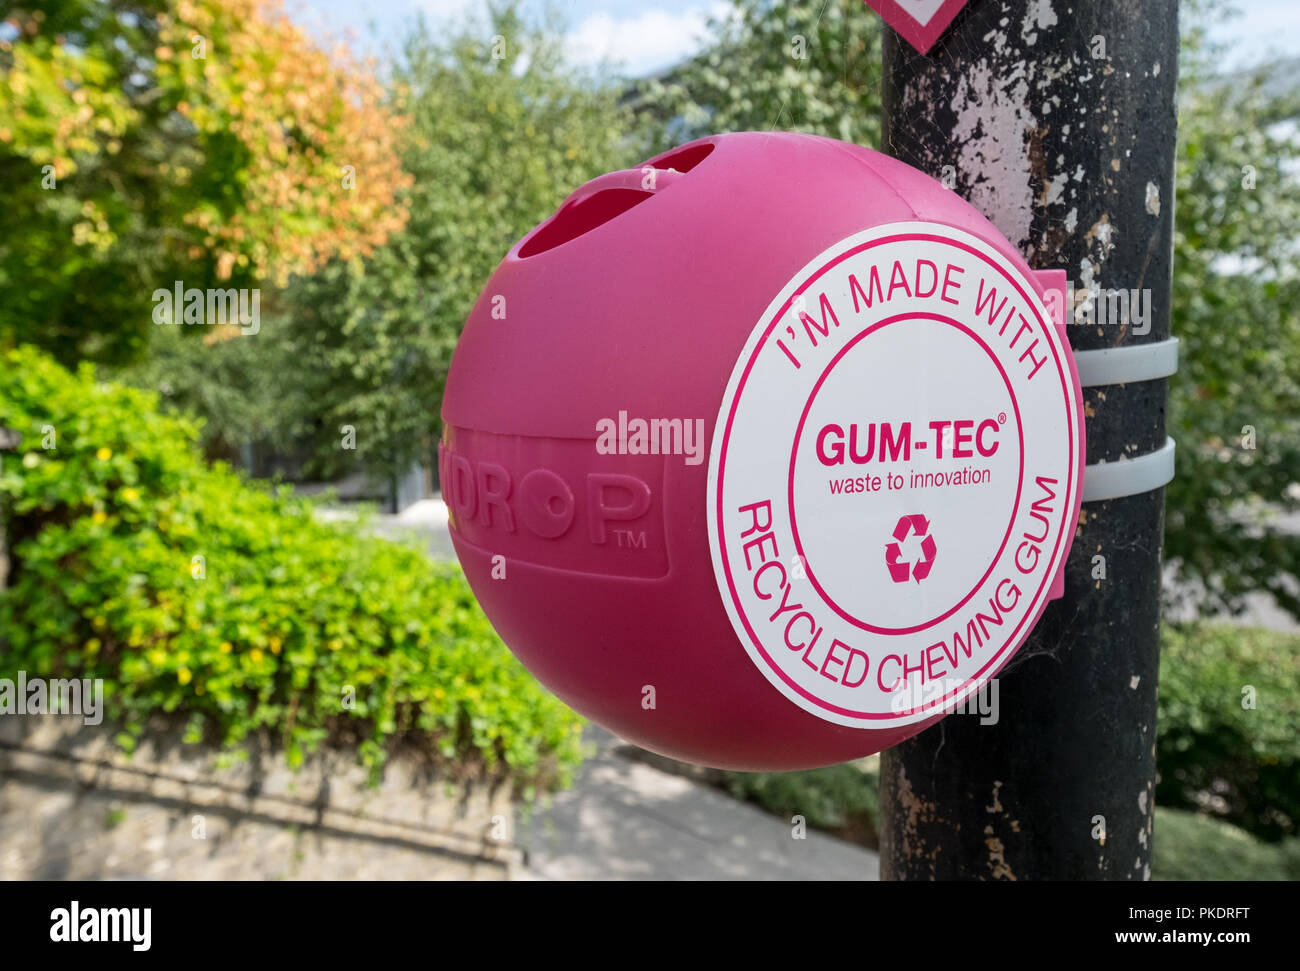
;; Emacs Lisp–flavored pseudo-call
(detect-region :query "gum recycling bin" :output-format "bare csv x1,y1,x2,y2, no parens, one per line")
440,132,1085,770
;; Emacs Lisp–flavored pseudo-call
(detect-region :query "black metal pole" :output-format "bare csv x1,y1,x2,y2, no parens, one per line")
878,0,1179,879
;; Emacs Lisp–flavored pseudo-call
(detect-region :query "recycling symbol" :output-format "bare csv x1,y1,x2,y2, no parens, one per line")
885,514,937,584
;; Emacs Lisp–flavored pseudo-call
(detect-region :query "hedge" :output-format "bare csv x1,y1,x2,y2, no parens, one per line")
0,345,585,792
1152,808,1300,881
1158,623,1300,841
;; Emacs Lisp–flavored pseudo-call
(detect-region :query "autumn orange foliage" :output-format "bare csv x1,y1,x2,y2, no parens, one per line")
154,0,412,283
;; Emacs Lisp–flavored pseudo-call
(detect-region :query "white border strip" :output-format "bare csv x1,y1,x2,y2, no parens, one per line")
1083,437,1176,502
1073,337,1179,387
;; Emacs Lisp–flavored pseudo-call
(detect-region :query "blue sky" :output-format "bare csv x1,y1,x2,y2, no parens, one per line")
293,0,729,75
294,0,1300,77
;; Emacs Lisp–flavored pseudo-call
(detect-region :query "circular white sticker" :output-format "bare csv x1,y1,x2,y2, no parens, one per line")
707,222,1081,728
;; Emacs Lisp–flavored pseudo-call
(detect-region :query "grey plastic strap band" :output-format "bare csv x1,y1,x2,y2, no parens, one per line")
1073,337,1179,387
1083,437,1176,502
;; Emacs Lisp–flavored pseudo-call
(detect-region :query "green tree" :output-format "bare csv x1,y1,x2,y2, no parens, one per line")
117,322,309,470
0,0,409,366
1165,10,1300,619
633,0,883,153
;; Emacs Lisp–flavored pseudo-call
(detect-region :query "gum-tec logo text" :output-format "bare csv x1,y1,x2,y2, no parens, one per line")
707,223,1081,728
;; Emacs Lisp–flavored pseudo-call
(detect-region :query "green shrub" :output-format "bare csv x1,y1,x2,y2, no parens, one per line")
1153,807,1300,881
0,345,585,792
1157,624,1300,841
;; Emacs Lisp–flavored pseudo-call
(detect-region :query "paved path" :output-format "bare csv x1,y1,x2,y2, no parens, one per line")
514,730,879,881
356,498,457,560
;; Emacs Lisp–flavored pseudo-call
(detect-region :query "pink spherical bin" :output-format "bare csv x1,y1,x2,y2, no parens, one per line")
441,132,1085,770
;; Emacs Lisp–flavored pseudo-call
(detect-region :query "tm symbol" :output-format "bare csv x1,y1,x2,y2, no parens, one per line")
613,528,647,550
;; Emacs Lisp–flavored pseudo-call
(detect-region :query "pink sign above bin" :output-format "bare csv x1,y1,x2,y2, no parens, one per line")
864,0,971,54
